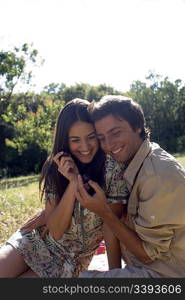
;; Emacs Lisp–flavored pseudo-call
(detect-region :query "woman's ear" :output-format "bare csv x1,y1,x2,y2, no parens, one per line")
137,128,142,134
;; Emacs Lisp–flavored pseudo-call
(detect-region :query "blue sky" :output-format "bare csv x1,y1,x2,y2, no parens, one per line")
0,0,185,93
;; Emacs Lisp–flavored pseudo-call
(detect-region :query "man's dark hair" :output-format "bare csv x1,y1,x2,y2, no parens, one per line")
88,95,150,139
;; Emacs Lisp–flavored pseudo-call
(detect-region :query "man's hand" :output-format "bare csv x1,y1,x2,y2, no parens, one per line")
20,210,48,237
75,175,110,217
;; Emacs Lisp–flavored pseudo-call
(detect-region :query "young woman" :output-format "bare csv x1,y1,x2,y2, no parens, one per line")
0,98,127,278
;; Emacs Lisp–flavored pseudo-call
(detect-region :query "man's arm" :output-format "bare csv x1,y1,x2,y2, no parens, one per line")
103,203,123,269
76,175,152,264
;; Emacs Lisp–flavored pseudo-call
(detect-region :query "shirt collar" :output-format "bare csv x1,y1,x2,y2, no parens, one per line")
123,139,152,191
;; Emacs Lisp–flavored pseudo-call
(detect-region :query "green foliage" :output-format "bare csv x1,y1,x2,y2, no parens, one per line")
42,82,66,101
0,43,41,100
0,44,43,176
2,100,63,177
86,84,117,102
43,82,123,103
129,72,185,152
1,43,185,177
12,101,62,153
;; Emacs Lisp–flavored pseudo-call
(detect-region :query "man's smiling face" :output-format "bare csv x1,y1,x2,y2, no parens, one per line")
95,114,143,164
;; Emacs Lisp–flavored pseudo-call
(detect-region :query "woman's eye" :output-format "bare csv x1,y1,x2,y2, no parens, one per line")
71,139,80,143
88,135,96,140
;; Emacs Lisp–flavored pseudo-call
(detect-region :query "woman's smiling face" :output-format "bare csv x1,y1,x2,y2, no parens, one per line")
68,120,99,163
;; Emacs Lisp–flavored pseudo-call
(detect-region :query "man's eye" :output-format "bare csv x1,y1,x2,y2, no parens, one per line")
112,131,120,136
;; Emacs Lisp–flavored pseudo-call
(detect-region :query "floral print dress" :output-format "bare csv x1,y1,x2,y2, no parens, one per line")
7,156,129,278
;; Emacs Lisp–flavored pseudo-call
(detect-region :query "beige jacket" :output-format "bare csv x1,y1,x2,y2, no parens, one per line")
122,139,185,277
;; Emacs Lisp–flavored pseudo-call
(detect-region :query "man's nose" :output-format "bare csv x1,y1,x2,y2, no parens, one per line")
103,137,114,152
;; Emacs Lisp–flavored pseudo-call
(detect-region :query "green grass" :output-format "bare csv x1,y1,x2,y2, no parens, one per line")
0,153,185,247
173,153,185,168
0,174,39,190
0,176,44,246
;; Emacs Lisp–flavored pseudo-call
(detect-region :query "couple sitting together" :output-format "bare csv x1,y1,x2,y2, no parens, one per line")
0,95,185,278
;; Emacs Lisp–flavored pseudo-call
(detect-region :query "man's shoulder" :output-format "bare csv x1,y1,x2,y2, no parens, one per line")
142,142,185,178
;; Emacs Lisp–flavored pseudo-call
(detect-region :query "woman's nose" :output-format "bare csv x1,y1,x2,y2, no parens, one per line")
80,140,89,151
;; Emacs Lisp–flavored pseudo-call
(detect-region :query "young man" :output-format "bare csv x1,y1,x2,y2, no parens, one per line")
76,95,185,278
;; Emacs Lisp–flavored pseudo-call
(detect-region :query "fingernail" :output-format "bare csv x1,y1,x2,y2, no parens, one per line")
78,174,83,184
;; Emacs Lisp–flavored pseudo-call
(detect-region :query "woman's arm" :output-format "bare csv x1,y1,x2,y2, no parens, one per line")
20,182,77,241
45,152,79,240
20,152,79,240
45,180,77,240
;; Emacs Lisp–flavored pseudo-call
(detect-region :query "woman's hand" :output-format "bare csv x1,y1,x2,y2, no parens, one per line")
53,152,79,182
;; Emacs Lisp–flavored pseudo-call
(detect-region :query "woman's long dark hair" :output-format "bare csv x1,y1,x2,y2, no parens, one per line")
39,98,106,203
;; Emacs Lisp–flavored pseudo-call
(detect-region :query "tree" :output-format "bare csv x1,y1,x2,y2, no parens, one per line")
129,72,185,152
0,43,42,101
86,84,118,102
63,83,87,103
4,101,63,176
42,82,66,102
0,43,42,174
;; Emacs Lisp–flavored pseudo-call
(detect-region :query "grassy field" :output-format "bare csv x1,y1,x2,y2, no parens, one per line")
0,176,44,246
173,153,185,168
0,154,185,247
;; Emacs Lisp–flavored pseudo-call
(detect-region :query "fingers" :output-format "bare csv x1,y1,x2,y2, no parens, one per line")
77,175,103,196
53,152,75,173
20,210,46,233
77,175,90,197
53,152,70,165
63,161,74,172
20,224,35,234
75,175,89,204
58,161,76,179
40,227,49,238
20,217,37,229
88,180,103,194
20,221,31,230
53,151,64,166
